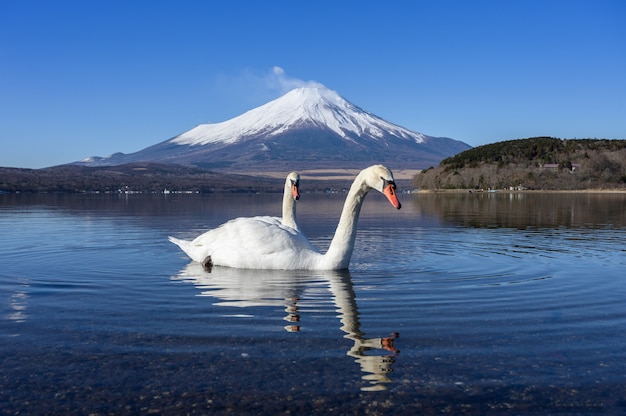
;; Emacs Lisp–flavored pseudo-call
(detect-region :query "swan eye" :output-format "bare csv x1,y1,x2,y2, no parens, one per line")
381,177,396,191
291,179,299,187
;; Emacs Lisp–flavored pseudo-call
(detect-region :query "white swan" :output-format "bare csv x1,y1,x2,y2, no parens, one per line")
169,171,300,268
169,164,401,270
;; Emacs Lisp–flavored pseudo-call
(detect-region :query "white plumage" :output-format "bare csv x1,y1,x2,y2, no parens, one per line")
169,165,401,270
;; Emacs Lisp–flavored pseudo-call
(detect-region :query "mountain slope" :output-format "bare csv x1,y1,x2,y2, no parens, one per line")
75,86,471,171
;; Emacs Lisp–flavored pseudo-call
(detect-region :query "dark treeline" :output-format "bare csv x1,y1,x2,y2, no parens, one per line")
0,162,360,194
414,137,626,190
0,163,283,194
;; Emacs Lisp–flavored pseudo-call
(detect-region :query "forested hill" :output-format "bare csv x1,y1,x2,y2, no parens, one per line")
413,137,626,190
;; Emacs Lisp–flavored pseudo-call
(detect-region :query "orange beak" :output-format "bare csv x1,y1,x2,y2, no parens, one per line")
383,184,401,209
291,182,300,201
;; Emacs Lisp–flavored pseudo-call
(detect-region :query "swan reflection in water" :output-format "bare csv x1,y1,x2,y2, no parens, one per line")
173,263,400,391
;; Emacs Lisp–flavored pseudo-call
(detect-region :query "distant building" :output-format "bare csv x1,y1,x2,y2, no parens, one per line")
509,185,527,191
540,163,582,173
541,163,559,171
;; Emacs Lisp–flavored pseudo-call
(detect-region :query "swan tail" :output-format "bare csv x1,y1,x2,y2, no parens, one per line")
169,236,213,266
168,236,195,258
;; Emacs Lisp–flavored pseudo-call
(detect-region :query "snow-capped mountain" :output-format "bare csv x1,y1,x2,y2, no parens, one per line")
172,87,427,146
75,86,471,171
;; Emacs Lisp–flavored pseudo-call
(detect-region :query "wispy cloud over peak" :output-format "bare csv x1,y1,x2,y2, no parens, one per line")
266,66,324,93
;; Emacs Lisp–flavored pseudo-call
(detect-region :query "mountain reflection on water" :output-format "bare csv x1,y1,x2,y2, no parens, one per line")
173,265,400,392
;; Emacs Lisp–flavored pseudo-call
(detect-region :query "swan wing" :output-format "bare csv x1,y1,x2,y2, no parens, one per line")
171,216,319,269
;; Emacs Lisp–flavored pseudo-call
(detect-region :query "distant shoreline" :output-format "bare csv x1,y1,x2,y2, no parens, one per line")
3,162,624,193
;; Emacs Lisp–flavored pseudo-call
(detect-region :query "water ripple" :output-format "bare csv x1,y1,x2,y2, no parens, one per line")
2,194,626,414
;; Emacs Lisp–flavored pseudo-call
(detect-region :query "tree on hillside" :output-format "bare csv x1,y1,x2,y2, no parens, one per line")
414,138,626,190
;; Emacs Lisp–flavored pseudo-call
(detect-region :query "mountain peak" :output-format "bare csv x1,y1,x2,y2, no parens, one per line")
170,86,426,146
281,85,345,107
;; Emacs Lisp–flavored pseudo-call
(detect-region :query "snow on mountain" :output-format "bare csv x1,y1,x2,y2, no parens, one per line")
171,86,426,146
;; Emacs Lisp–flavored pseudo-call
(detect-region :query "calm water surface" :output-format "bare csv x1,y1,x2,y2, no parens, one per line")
1,192,625,415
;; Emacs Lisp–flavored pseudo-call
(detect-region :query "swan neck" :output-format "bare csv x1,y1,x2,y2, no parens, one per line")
324,173,370,269
282,182,297,230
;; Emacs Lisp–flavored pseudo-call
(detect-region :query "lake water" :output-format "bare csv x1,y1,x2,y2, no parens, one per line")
1,192,625,415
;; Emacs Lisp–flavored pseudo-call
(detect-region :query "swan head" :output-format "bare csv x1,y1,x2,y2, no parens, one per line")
286,171,300,201
365,165,401,209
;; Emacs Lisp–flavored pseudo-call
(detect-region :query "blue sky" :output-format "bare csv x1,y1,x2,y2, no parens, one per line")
1,0,625,168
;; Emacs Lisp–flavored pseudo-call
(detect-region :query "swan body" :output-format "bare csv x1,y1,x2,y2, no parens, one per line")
169,165,401,270
169,172,300,267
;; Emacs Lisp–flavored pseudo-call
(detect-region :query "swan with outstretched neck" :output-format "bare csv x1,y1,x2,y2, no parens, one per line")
169,165,401,270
